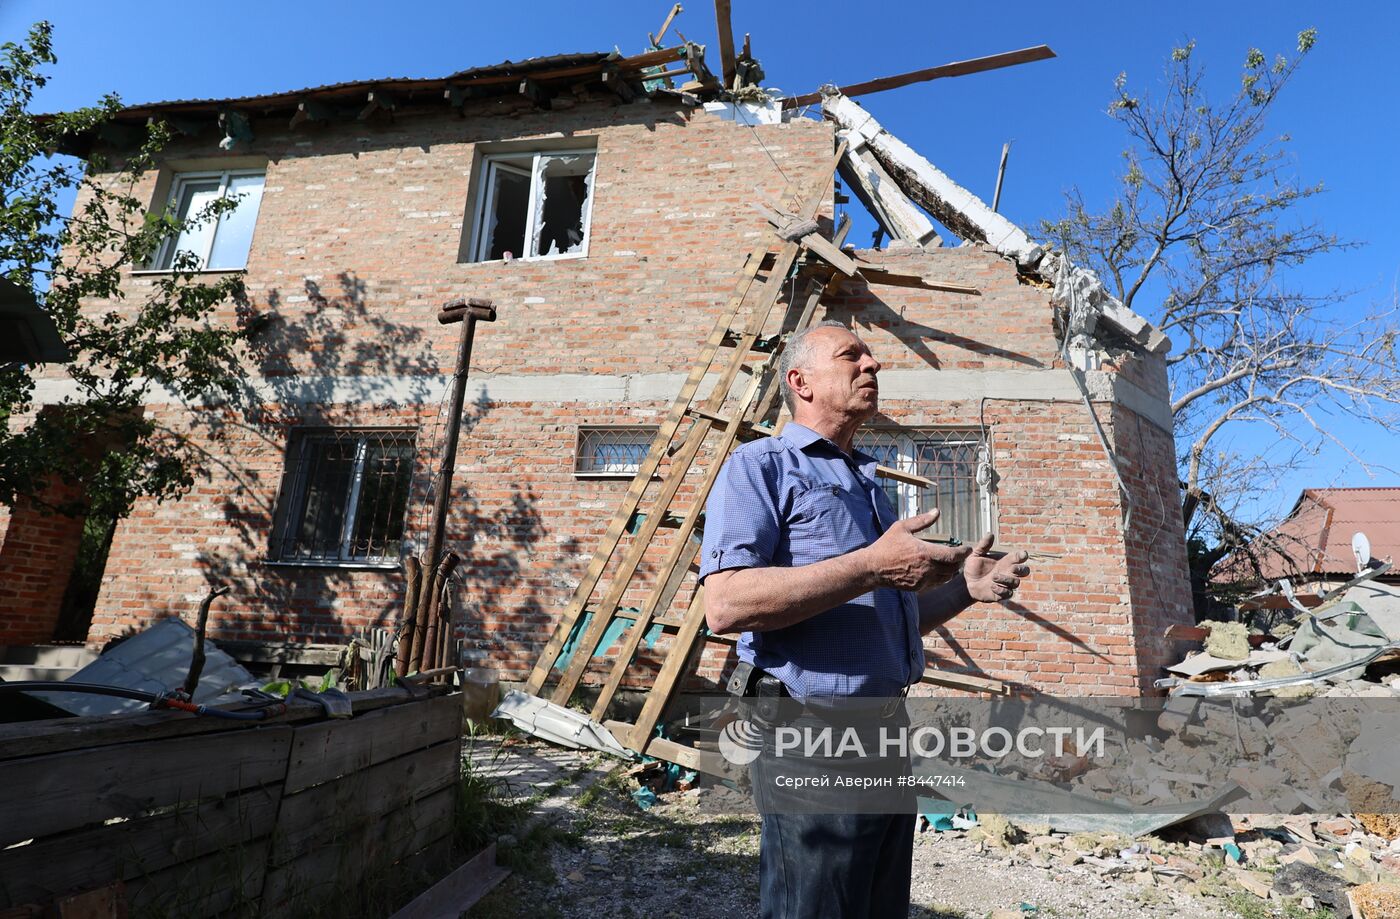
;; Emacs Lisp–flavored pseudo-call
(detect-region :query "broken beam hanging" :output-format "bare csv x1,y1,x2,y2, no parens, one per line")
837,145,941,247
713,0,738,89
782,45,1056,110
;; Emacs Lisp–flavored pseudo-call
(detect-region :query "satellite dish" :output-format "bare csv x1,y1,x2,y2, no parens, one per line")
1352,531,1372,573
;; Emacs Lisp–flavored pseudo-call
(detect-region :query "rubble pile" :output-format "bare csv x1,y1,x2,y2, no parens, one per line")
924,810,1400,916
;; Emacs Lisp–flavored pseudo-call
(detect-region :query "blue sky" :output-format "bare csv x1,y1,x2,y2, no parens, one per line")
5,1,1398,528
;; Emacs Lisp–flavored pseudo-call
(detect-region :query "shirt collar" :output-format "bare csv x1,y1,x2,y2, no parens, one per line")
780,422,881,479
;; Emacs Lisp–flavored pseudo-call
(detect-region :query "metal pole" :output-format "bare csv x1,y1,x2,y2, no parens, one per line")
992,141,1012,213
423,298,497,574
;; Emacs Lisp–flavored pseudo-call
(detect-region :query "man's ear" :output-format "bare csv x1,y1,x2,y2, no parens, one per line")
785,367,809,402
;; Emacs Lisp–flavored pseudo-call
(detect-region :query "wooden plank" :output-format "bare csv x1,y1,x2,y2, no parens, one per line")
783,45,1057,109
0,726,293,848
388,842,510,919
713,0,737,88
126,837,270,919
920,669,1008,695
259,785,454,917
271,739,459,866
216,639,344,667
0,685,452,763
625,586,711,750
588,497,705,721
283,694,461,793
853,266,980,295
522,248,768,695
875,464,935,488
0,784,279,909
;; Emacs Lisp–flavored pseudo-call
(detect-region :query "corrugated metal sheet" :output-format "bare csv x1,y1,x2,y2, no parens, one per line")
25,616,256,716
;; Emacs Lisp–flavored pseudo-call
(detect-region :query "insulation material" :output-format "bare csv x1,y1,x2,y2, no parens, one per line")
1200,620,1250,660
701,99,785,125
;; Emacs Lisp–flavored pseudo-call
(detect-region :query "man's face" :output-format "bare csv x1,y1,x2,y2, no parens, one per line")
791,327,882,423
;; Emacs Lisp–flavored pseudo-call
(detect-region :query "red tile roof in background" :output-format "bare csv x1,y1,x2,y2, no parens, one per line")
1221,487,1400,581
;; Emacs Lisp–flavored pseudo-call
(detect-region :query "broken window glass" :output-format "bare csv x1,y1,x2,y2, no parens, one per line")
469,151,596,262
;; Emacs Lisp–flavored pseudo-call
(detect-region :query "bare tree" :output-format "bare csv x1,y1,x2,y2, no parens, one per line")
1044,30,1400,613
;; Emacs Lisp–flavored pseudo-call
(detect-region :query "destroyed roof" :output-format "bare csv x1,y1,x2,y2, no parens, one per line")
107,51,613,116
1220,487,1400,581
821,93,1169,357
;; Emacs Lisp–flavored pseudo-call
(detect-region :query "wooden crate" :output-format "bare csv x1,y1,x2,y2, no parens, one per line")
0,687,463,916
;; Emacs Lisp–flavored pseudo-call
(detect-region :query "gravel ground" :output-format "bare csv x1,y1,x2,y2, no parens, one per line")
462,737,1271,919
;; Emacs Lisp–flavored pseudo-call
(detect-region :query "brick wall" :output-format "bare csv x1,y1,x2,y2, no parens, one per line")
5,94,1194,694
0,482,87,645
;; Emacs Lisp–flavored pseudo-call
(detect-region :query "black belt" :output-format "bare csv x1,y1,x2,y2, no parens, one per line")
728,661,908,720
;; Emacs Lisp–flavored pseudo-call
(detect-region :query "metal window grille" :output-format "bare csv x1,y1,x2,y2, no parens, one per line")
855,428,991,541
575,426,656,476
270,428,416,563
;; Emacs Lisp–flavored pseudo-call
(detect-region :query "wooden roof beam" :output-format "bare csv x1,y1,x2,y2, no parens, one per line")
782,45,1056,109
358,89,397,120
713,0,737,89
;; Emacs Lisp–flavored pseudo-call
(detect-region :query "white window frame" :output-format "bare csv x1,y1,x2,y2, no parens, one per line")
150,168,265,271
857,428,994,540
268,428,416,568
573,425,657,478
467,150,596,264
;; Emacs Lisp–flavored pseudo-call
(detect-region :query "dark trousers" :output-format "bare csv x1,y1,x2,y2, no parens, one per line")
748,707,916,919
758,810,915,919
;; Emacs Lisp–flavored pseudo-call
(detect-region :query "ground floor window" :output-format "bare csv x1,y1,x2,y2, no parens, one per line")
854,428,993,541
574,426,657,477
270,428,416,564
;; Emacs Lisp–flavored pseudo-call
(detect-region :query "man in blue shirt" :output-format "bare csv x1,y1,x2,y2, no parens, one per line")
699,320,1031,918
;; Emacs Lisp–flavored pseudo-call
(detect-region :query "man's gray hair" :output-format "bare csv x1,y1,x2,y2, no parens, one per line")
779,320,851,414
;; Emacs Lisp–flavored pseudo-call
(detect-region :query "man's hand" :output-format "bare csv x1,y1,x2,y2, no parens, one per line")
963,534,1031,603
863,510,970,592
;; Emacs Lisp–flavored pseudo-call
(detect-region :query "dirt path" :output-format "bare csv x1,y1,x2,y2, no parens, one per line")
462,737,1282,919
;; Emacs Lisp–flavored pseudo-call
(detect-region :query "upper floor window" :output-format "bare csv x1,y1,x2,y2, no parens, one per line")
574,426,655,477
855,428,993,542
269,428,416,566
467,150,596,263
152,169,265,270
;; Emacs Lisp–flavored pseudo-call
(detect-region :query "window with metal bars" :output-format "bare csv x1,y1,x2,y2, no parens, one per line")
574,426,657,476
269,429,416,565
854,428,993,541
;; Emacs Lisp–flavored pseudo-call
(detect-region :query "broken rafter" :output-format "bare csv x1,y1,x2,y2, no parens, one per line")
713,0,738,89
648,3,684,48
783,45,1056,110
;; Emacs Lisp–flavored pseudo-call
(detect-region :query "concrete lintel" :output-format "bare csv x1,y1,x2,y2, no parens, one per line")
27,368,1174,432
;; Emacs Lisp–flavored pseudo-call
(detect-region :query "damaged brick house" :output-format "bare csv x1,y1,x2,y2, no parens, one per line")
0,41,1193,696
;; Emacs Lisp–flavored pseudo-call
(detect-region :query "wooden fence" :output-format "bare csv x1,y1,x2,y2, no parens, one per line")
0,686,463,917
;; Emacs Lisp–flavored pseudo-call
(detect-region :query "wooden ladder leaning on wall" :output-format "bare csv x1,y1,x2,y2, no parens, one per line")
520,140,943,772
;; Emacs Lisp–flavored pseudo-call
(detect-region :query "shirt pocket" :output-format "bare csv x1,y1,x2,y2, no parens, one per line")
788,483,878,563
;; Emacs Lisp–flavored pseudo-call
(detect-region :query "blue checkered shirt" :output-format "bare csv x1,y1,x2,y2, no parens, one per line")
697,423,924,700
